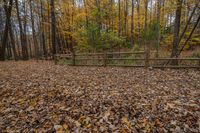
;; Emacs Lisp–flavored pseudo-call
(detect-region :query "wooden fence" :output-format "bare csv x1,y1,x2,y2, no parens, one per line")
54,51,200,68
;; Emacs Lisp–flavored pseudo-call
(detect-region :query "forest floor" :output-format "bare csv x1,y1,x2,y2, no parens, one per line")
0,61,200,132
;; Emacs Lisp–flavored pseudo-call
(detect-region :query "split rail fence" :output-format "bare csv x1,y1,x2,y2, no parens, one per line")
54,51,200,68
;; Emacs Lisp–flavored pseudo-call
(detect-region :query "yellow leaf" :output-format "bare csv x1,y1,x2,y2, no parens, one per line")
122,117,129,124
62,124,68,129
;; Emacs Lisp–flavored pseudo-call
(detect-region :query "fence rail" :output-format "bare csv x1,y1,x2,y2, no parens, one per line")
54,52,200,68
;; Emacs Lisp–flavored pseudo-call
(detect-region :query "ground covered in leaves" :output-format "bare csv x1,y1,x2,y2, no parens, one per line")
0,61,200,132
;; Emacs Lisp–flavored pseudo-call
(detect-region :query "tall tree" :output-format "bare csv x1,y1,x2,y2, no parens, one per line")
95,0,101,36
178,14,200,56
131,0,135,47
40,0,47,57
171,0,183,59
144,0,150,67
83,0,89,28
118,0,121,36
15,0,29,60
136,0,141,45
51,0,57,56
156,0,161,57
29,0,39,58
8,19,18,60
144,0,148,30
124,0,128,37
0,0,13,61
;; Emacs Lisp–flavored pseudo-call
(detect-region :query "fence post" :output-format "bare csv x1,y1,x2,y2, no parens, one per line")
103,52,107,67
198,59,200,67
72,53,76,66
54,55,58,65
145,49,150,68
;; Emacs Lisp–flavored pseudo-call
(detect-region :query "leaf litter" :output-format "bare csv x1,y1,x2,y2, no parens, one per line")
0,61,200,132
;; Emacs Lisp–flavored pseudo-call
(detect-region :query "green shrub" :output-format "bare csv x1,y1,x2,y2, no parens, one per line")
192,52,200,58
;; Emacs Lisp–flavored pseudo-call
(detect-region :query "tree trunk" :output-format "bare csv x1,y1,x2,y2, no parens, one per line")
144,0,150,68
124,0,128,37
15,0,29,60
178,4,198,45
51,0,57,56
118,0,121,37
0,0,13,61
40,0,47,58
9,22,18,60
23,1,29,59
95,0,101,36
136,0,141,45
83,0,89,28
144,0,148,30
131,0,135,47
161,0,166,30
171,0,183,65
156,0,161,57
177,14,200,57
29,0,39,58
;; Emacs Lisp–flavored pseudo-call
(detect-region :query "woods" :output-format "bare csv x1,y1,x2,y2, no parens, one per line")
0,0,200,132
0,0,199,61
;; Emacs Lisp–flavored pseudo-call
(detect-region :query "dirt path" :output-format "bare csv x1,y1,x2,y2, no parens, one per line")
0,61,199,132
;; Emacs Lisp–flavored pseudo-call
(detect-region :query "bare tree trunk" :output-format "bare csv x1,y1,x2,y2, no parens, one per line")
7,40,12,59
14,28,21,58
47,0,52,57
177,14,200,57
124,0,128,37
178,4,198,45
9,22,18,60
29,0,39,58
161,0,166,29
110,0,114,31
23,0,29,59
15,0,29,60
0,0,13,61
40,0,47,58
83,0,89,28
171,0,183,65
149,0,153,23
136,0,141,45
131,0,135,47
144,0,148,30
156,0,161,57
118,0,121,37
95,0,101,36
144,0,150,68
51,0,57,57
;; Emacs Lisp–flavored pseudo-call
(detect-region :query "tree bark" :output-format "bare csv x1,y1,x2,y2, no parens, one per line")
83,0,89,28
131,0,135,47
136,0,141,45
51,0,57,56
177,14,200,57
9,22,18,60
171,0,183,65
124,0,128,37
29,0,39,58
40,0,47,58
144,0,150,68
156,0,161,57
118,0,121,37
178,4,198,45
15,0,29,60
0,0,13,61
144,0,148,30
